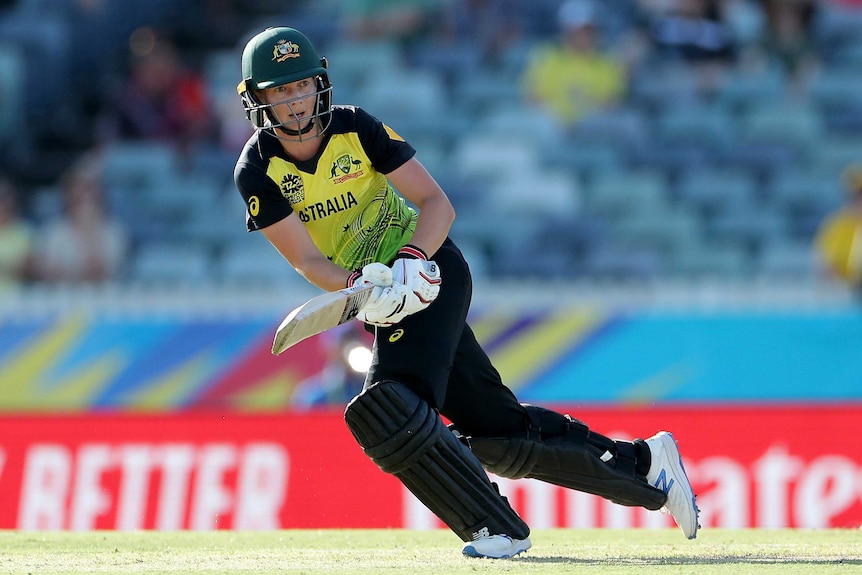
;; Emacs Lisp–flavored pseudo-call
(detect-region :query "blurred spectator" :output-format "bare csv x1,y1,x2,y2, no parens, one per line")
723,0,767,60
99,33,217,153
32,157,129,285
645,0,737,64
758,0,820,85
520,0,628,127
341,0,441,46
437,0,525,68
290,323,372,409
0,179,35,292
814,165,862,296
639,0,737,94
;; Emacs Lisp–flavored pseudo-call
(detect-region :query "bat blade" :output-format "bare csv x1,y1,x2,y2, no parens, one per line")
271,284,374,355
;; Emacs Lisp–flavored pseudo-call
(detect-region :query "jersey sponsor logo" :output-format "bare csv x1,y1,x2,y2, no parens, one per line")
248,195,260,216
330,154,364,185
388,329,405,342
272,39,301,62
279,173,305,203
296,191,359,223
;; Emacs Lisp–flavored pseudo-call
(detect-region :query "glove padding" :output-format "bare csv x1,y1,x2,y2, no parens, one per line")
357,282,412,327
391,257,442,315
352,262,392,288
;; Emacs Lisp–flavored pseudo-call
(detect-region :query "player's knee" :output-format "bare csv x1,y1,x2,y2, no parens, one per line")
344,380,439,474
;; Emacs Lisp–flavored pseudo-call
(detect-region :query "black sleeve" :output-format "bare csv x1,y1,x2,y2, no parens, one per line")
354,107,416,174
234,159,294,232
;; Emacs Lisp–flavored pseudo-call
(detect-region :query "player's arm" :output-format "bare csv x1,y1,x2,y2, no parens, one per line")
386,157,455,259
260,214,353,292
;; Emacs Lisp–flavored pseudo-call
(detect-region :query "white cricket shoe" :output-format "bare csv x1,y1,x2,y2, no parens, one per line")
462,534,531,559
645,431,700,539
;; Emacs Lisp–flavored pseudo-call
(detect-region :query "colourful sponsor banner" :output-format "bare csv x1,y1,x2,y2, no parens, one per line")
1,309,860,411
1,406,860,531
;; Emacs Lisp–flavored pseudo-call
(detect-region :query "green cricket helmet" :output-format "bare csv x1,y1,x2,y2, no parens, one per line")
236,27,333,138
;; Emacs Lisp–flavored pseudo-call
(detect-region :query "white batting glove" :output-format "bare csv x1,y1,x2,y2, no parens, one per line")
390,245,442,314
357,282,412,327
348,262,393,288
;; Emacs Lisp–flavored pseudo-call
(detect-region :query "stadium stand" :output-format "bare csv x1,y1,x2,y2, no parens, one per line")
2,0,861,289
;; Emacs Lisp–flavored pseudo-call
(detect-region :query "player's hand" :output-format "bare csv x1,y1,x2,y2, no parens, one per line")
349,262,393,288
391,246,442,314
357,282,412,327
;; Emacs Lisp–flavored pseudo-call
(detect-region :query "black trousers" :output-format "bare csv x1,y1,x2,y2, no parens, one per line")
365,237,529,438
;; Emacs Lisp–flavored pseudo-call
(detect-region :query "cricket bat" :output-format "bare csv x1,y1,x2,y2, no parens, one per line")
271,284,374,355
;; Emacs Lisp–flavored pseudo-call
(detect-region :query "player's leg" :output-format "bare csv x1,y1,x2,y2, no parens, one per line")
440,326,700,538
344,379,531,557
347,239,530,557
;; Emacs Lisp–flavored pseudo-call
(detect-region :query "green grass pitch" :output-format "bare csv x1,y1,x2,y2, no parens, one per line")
0,529,860,574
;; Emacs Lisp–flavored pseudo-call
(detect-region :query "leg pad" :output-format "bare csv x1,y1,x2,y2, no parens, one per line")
344,381,530,541
468,406,667,510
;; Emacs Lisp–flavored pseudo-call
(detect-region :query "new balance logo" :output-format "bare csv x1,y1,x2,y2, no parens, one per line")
472,527,490,540
653,469,675,494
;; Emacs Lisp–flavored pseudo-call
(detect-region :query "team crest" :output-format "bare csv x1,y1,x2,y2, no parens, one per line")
331,154,362,177
279,173,305,203
272,39,301,62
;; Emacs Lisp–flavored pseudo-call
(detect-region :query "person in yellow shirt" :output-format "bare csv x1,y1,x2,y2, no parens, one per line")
0,179,34,292
815,165,862,294
520,0,627,127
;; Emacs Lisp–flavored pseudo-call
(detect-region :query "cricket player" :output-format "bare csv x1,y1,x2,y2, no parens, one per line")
233,27,699,558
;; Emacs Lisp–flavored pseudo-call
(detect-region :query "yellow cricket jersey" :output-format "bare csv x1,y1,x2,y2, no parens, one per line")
815,210,862,284
234,106,418,271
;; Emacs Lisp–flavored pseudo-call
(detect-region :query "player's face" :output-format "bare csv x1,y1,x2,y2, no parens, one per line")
260,77,318,135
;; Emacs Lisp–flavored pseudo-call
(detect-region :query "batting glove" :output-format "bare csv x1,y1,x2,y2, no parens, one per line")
357,282,412,327
390,245,442,314
348,262,393,288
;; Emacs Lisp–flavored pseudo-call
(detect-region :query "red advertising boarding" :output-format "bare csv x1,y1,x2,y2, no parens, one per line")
0,405,860,531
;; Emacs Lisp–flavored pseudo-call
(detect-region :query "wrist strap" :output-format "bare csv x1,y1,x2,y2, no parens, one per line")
397,244,427,261
346,269,362,288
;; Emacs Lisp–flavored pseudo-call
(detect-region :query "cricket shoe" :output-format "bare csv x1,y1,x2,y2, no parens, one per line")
462,534,531,559
645,431,700,539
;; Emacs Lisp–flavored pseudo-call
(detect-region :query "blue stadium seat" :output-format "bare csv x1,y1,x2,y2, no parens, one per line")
569,106,650,155
811,138,862,175
452,69,523,116
409,39,483,84
671,241,752,279
453,135,540,182
587,170,669,220
675,168,758,218
581,242,663,281
655,104,737,159
767,169,844,241
705,202,788,254
215,242,300,288
491,169,581,218
101,142,177,195
629,140,710,175
0,44,24,144
544,140,623,180
629,64,700,111
757,239,818,280
715,67,787,113
127,242,213,286
807,69,862,134
612,206,702,259
323,39,404,94
738,103,825,162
